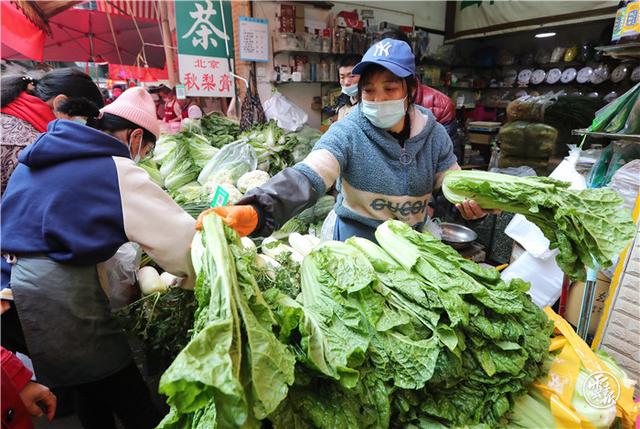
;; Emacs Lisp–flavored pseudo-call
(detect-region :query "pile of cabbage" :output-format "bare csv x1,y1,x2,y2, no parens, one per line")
157,217,556,429
142,117,323,207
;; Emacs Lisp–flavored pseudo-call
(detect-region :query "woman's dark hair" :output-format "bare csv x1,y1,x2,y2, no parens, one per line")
86,113,156,144
55,97,101,118
339,55,362,69
1,68,104,111
358,64,417,104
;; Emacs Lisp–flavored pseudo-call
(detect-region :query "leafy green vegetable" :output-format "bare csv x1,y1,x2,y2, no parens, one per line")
115,287,196,368
158,215,295,428
156,132,220,191
442,170,636,281
160,219,553,428
138,157,163,187
237,120,320,175
200,113,241,148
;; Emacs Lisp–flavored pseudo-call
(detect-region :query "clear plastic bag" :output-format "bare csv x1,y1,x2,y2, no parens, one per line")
197,139,258,186
506,91,565,122
104,243,142,309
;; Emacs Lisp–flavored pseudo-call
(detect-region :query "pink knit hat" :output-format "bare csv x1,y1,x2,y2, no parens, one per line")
100,87,160,139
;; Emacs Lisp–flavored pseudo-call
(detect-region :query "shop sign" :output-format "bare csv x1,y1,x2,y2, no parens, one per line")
175,0,235,97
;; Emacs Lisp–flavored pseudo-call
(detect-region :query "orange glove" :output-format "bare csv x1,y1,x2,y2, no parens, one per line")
196,205,259,237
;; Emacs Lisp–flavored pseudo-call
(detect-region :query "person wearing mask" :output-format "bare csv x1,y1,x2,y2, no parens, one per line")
0,68,104,195
377,30,456,128
181,97,204,119
335,55,362,121
148,85,168,119
159,86,182,123
1,87,196,429
202,40,491,242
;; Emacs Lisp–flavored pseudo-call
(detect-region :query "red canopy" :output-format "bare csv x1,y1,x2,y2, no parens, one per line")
2,7,165,68
0,2,46,61
108,64,168,82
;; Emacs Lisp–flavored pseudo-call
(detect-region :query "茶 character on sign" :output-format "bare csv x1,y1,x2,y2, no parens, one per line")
184,73,201,91
202,74,216,91
182,0,230,50
218,74,232,93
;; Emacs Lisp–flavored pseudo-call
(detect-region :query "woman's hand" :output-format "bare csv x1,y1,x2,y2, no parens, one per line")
19,381,57,421
456,199,500,221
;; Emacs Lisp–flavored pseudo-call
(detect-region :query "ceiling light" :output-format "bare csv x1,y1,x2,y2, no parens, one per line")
535,32,556,38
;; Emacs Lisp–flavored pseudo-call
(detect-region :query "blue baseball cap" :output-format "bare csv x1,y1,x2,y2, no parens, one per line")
352,38,415,78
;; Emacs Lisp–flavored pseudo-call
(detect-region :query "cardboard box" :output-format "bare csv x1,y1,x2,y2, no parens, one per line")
468,132,494,145
565,272,611,335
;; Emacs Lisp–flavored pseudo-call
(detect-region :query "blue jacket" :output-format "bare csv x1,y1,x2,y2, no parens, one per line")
1,120,195,290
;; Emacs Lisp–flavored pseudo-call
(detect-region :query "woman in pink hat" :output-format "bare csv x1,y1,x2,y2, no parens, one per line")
1,87,196,429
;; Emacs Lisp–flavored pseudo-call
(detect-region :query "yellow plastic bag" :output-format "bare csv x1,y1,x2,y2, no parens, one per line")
532,308,639,429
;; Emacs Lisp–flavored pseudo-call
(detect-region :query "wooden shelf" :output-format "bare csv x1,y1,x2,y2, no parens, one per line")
572,128,640,142
462,163,489,170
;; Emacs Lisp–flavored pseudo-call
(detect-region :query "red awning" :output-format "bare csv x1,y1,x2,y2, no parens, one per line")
2,7,165,67
108,64,168,82
1,2,45,61
96,0,159,21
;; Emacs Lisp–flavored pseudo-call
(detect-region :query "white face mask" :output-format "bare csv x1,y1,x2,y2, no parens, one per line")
341,83,359,98
126,131,143,163
361,96,407,129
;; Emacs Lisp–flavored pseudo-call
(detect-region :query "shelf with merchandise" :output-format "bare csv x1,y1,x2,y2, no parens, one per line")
572,128,640,142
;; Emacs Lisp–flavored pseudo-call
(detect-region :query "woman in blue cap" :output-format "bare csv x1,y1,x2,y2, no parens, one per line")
203,39,490,241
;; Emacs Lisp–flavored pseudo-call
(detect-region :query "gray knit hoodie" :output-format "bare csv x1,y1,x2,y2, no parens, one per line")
240,103,458,236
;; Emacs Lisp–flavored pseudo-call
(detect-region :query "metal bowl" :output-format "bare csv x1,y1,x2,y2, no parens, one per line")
439,223,478,249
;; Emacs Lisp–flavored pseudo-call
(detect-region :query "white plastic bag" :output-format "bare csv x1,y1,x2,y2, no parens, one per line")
608,159,640,211
104,243,142,308
263,92,308,132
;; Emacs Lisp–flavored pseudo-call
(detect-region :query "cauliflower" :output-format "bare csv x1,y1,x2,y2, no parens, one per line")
237,170,271,193
211,170,236,186
207,182,243,205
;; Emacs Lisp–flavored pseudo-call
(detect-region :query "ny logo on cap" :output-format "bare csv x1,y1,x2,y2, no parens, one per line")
373,41,392,57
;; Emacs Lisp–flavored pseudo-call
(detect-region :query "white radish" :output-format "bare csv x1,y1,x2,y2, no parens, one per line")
137,266,167,295
256,254,280,280
240,237,257,252
160,272,180,288
288,233,315,257
304,234,321,247
261,241,304,264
